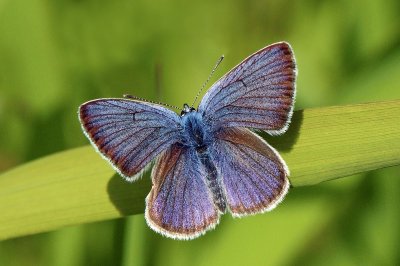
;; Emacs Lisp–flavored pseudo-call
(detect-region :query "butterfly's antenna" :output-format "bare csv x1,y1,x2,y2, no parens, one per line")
123,94,181,111
191,55,224,108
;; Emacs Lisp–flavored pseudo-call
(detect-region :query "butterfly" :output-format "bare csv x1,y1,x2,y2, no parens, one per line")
78,42,297,240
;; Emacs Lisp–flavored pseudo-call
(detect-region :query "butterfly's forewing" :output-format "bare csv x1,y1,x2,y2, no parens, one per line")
146,144,220,239
198,42,296,135
79,99,182,181
210,127,289,216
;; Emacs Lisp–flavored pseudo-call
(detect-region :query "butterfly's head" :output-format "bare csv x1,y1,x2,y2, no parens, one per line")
181,103,196,116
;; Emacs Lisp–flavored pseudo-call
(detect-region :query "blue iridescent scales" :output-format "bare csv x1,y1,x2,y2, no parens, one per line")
79,42,297,240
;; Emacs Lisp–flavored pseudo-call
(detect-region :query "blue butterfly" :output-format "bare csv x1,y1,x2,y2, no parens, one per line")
79,42,297,240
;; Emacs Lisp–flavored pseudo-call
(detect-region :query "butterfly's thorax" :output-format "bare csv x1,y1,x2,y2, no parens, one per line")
180,111,226,212
180,111,211,151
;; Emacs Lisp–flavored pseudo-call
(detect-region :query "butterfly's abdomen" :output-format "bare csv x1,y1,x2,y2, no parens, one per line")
198,152,227,213
181,112,226,212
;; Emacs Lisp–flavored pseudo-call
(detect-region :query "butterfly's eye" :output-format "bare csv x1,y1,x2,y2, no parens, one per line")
181,104,196,116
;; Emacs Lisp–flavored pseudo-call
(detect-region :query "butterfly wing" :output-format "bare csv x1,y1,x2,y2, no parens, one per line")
198,42,296,135
210,127,289,217
146,144,220,240
79,99,182,181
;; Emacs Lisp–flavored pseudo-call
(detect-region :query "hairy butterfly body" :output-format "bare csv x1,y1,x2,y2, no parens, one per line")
79,42,297,240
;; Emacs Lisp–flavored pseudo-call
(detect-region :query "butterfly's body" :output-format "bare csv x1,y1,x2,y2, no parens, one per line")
180,108,227,212
79,42,297,240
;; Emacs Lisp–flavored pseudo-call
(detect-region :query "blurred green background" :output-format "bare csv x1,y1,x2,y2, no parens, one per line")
0,0,399,265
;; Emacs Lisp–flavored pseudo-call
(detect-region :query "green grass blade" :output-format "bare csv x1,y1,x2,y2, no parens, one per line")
271,99,400,186
0,100,399,240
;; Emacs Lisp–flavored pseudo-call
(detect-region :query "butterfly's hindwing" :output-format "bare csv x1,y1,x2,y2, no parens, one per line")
146,144,220,240
210,127,289,217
